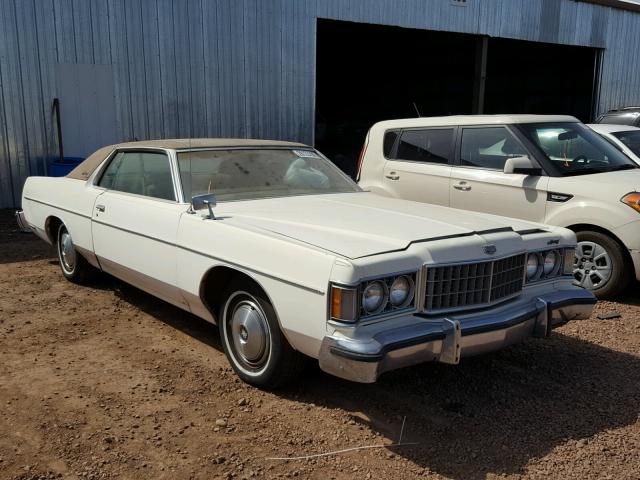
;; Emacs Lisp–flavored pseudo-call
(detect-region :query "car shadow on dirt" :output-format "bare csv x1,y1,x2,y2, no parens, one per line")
112,280,638,480
0,230,54,265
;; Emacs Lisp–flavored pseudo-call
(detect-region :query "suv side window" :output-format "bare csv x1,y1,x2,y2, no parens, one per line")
383,130,399,157
460,127,527,170
394,128,453,164
98,151,175,201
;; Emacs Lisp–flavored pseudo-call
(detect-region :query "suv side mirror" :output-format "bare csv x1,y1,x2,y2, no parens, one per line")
503,156,542,176
191,193,217,219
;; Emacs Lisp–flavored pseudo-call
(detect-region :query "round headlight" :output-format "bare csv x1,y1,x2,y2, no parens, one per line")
526,253,540,279
389,275,413,307
543,250,558,276
362,281,387,314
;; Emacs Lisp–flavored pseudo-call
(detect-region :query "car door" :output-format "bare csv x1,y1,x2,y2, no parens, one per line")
381,127,455,206
91,149,189,309
449,125,549,223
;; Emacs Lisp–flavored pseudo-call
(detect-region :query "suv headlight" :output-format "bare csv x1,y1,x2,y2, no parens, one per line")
525,248,572,284
330,272,417,323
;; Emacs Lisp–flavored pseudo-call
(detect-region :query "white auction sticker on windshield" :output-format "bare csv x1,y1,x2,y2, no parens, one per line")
293,149,321,158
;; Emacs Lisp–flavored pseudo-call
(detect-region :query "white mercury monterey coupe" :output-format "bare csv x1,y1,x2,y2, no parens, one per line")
16,139,595,387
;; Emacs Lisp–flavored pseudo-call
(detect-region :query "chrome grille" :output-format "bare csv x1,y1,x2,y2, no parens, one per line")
424,254,525,312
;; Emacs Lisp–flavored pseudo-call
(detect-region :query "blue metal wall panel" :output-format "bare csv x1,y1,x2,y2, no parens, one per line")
2,0,640,207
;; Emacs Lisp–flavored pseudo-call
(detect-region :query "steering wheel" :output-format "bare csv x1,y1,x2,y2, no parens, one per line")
574,155,589,164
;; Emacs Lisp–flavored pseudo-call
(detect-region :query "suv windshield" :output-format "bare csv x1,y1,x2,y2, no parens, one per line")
518,122,637,176
178,148,360,203
611,130,640,157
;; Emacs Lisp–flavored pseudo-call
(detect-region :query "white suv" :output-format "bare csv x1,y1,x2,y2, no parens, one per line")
358,115,640,298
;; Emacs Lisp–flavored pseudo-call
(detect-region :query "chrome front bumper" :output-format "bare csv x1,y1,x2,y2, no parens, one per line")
319,288,596,383
15,210,31,233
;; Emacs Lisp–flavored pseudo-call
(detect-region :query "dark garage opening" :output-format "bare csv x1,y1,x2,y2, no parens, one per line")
315,19,599,177
315,19,477,177
483,37,599,122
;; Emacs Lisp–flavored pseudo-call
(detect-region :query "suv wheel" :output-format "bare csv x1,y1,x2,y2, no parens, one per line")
574,230,630,299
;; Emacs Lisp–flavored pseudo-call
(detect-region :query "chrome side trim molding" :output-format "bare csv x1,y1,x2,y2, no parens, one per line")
23,197,92,219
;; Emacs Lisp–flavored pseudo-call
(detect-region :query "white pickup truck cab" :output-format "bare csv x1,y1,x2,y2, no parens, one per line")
358,115,640,298
16,139,594,387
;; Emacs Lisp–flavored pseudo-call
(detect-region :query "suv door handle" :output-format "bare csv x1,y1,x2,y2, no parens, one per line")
453,182,472,191
96,204,105,212
385,172,400,180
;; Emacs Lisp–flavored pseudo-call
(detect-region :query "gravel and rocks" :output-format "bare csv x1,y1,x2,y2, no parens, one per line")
0,209,638,479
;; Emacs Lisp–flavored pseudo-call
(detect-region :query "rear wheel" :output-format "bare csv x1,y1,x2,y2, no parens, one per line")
573,230,630,299
219,282,306,388
56,224,97,284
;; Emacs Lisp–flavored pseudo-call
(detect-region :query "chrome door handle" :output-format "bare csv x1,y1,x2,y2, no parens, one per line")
453,182,471,191
96,204,105,212
385,172,400,180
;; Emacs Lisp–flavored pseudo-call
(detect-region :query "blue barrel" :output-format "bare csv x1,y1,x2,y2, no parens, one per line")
48,156,84,177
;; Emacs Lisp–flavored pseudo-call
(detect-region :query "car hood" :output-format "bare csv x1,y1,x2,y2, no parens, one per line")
218,192,550,259
549,168,640,195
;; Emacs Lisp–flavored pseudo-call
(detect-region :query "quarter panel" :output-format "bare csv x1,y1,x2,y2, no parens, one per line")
21,176,101,260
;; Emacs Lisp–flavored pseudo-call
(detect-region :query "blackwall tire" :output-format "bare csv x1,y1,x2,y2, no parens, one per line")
574,230,630,299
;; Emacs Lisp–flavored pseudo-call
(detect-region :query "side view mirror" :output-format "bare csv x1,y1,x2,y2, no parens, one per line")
191,193,217,219
503,155,542,176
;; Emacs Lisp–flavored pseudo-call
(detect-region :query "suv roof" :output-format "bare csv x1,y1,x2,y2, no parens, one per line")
371,114,579,130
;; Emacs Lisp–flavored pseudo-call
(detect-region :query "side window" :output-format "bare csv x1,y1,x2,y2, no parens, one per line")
460,127,527,170
98,151,175,201
394,129,453,164
383,130,399,157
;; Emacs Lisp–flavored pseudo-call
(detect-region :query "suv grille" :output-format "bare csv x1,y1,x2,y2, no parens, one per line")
424,254,526,312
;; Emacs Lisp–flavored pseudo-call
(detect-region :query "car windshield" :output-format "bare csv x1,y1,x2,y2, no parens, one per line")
518,122,637,176
177,148,360,203
611,130,640,157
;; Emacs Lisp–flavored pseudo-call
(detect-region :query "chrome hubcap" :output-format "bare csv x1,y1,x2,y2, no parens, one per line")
229,299,270,367
60,231,76,272
573,241,612,290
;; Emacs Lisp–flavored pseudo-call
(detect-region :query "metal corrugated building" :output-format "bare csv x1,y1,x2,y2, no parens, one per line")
1,0,640,208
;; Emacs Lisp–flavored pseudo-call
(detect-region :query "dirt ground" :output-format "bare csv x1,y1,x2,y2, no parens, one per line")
0,209,639,480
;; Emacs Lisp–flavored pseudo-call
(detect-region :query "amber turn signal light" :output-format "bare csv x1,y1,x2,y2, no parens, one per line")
621,192,640,213
330,285,358,322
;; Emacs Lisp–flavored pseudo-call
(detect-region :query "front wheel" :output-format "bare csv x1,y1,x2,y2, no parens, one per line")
573,230,631,299
219,284,306,388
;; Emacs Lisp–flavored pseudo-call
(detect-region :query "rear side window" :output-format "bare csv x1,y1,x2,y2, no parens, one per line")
394,128,453,164
383,130,399,157
460,127,527,170
98,151,175,201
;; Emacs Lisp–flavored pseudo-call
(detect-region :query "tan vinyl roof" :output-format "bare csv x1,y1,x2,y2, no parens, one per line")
67,138,309,180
